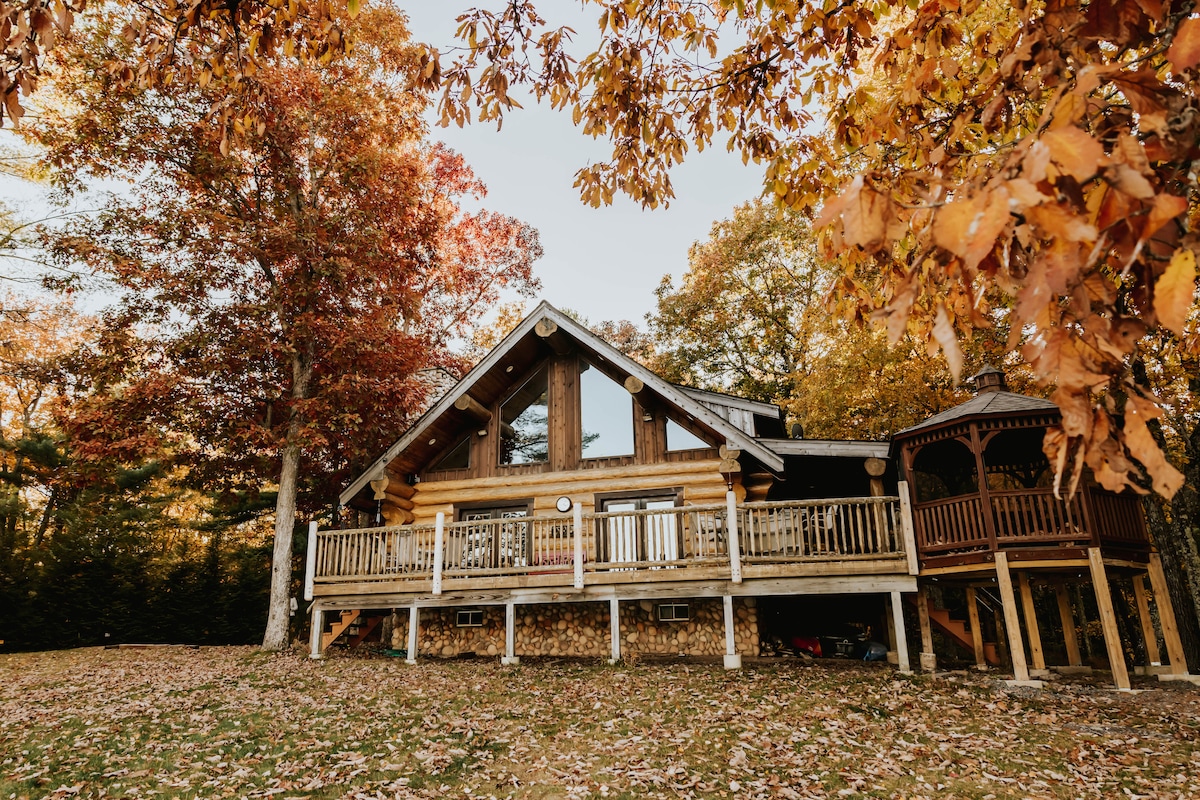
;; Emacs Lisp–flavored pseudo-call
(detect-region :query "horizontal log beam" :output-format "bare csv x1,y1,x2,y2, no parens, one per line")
453,393,492,423
624,375,645,395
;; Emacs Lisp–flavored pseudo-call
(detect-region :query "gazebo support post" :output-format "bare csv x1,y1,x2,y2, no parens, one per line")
996,552,1039,686
1087,548,1131,690
1017,572,1047,676
966,587,987,669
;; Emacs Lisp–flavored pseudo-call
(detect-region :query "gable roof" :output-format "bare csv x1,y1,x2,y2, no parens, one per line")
339,301,785,506
892,390,1058,438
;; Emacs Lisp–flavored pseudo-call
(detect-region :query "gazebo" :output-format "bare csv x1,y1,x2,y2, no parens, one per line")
891,367,1192,688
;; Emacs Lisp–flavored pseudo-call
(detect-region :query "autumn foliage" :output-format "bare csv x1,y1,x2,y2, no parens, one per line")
429,0,1199,501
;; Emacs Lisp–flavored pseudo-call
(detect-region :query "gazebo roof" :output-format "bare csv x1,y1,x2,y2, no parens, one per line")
893,391,1058,439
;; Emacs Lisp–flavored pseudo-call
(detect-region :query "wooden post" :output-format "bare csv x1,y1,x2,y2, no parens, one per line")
406,605,419,665
966,587,987,668
309,605,324,660
1132,574,1162,668
502,601,519,666
1087,548,1131,690
995,552,1033,683
916,585,936,672
723,595,741,670
1147,552,1189,677
1017,572,1046,673
609,598,621,664
432,512,445,596
883,595,898,665
1054,584,1084,667
889,590,912,674
726,489,742,584
573,503,584,590
897,481,920,575
303,520,318,602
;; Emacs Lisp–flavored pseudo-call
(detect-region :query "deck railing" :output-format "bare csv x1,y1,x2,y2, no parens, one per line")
911,484,1149,560
310,496,910,587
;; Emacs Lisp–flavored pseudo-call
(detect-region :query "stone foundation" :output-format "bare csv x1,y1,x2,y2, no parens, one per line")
389,598,759,659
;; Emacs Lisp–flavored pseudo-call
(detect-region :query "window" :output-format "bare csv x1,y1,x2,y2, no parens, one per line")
455,505,529,570
657,603,690,622
500,366,549,464
599,493,681,564
456,609,484,627
580,361,634,459
431,437,470,471
666,418,708,451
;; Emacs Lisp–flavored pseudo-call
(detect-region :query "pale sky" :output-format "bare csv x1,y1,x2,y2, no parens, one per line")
0,5,768,328
404,5,766,327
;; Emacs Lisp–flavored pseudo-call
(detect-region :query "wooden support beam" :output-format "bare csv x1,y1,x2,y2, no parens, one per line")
623,375,645,395
406,605,419,665
726,489,742,584
1132,574,1162,668
966,587,986,668
723,595,741,669
1087,548,1131,690
995,552,1031,682
1054,584,1083,667
309,605,324,660
502,601,519,666
889,590,912,674
609,598,621,664
916,585,936,671
1147,552,1189,676
897,481,919,576
1017,572,1046,672
535,318,574,355
453,393,493,423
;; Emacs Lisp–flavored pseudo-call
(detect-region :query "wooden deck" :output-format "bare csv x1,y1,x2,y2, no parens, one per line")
307,496,918,601
912,484,1150,570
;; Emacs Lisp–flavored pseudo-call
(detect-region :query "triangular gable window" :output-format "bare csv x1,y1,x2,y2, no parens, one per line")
431,437,470,472
666,418,709,451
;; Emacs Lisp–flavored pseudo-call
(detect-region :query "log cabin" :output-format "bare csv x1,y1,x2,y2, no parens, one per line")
305,302,1196,688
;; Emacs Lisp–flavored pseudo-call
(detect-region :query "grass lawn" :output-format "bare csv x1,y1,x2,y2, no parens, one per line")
2,647,1198,799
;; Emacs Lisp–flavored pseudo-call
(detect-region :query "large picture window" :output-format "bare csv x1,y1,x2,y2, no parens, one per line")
500,366,549,465
580,361,635,459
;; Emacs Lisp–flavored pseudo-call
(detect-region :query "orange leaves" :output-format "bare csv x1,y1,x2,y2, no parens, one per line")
1167,16,1200,73
1154,249,1197,336
931,304,963,380
1124,394,1184,497
814,175,901,252
1041,127,1107,182
932,186,1010,272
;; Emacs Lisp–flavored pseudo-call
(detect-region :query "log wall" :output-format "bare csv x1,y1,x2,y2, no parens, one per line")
407,458,743,525
388,598,760,659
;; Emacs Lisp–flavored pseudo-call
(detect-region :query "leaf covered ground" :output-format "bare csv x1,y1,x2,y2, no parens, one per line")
2,647,1198,799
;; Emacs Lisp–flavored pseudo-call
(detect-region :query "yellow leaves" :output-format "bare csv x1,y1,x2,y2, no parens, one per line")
1167,16,1200,73
932,186,1010,271
1124,394,1184,498
1154,249,1197,336
1040,126,1107,182
347,0,360,18
814,175,898,252
931,303,963,380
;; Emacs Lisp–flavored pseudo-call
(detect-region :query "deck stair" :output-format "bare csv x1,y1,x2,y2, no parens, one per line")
909,594,1003,666
347,614,383,648
321,609,362,650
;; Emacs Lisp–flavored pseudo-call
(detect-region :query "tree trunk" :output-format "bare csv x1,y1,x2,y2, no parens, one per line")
261,349,313,651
